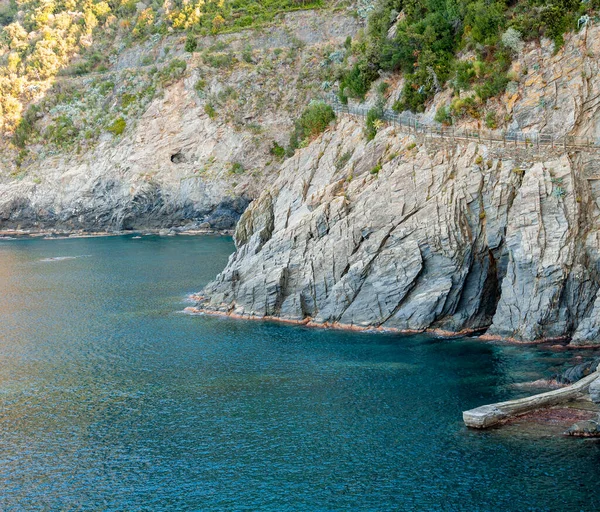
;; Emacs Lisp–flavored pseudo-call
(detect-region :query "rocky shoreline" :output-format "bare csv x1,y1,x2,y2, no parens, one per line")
0,228,233,239
184,298,600,349
190,122,600,347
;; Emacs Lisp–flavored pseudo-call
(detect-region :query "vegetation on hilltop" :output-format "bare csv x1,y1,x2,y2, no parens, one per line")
0,0,335,137
338,0,600,114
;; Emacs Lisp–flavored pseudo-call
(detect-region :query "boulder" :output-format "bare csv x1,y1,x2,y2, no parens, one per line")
589,377,600,404
555,358,600,385
565,418,600,437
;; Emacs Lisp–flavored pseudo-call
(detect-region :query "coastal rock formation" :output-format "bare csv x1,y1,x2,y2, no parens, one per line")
188,25,600,345
555,359,600,384
590,378,600,404
194,114,600,345
565,418,600,437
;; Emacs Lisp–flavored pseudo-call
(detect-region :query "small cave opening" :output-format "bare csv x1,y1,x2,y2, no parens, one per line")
171,152,187,164
476,248,503,330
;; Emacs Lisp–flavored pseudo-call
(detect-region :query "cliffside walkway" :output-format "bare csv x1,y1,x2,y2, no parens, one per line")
324,94,600,153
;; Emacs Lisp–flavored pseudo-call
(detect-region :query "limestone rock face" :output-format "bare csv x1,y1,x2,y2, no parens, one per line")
193,25,600,344
0,81,255,232
197,115,600,345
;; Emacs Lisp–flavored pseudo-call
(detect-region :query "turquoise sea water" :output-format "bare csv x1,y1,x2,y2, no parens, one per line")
0,235,599,511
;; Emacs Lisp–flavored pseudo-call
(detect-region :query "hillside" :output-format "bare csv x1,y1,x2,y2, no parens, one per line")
0,3,359,231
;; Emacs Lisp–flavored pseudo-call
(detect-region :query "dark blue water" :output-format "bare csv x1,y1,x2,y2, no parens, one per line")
0,235,599,511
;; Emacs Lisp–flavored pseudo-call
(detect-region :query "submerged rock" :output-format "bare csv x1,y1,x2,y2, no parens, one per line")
555,359,600,385
565,418,600,437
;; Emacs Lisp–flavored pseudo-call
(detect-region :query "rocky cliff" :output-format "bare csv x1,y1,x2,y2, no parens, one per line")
191,26,600,345
0,10,358,233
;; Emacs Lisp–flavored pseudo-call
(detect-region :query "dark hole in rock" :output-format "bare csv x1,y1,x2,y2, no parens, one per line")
171,152,186,164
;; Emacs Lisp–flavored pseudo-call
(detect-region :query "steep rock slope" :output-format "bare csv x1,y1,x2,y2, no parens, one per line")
191,26,600,344
194,118,600,344
195,121,600,343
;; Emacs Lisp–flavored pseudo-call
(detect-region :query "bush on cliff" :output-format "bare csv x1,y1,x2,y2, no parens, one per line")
365,102,384,141
107,117,126,136
339,0,599,114
289,101,335,152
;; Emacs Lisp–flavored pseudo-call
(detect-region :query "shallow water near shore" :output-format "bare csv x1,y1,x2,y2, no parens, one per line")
1,235,599,511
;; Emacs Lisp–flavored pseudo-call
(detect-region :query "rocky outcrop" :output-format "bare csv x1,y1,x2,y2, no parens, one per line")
555,358,600,385
189,25,600,346
590,377,600,403
0,80,256,232
565,417,600,437
191,113,600,345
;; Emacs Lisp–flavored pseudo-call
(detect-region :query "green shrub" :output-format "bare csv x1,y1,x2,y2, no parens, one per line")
340,64,376,101
203,52,236,68
107,117,126,136
465,1,505,45
156,59,187,87
337,0,587,114
452,61,476,92
451,96,481,119
185,34,197,53
289,101,335,152
230,162,245,174
485,111,497,129
270,142,286,159
45,115,79,145
242,44,254,63
98,81,115,95
194,79,206,96
475,74,509,102
204,103,217,119
13,105,40,148
370,163,382,175
217,86,237,103
121,93,137,109
0,1,16,26
434,105,452,126
335,150,353,171
365,103,384,141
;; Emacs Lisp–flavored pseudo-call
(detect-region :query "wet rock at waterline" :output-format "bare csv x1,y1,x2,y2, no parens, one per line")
589,378,600,404
555,359,600,385
565,418,600,437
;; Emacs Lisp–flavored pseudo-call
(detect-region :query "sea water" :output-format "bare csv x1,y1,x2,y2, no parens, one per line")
0,235,598,511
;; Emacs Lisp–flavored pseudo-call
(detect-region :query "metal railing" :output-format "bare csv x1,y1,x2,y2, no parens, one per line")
323,94,600,151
